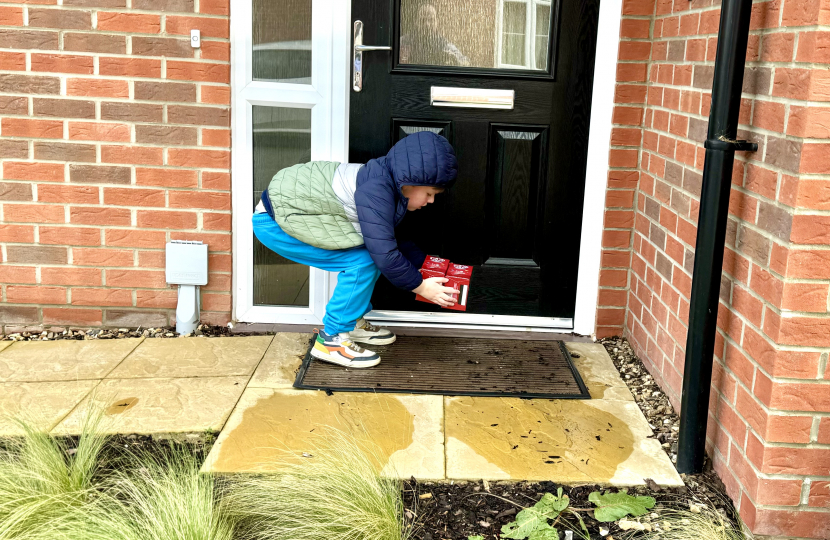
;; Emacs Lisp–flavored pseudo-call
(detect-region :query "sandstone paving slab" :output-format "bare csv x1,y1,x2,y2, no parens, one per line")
444,396,682,487
566,342,634,401
107,336,274,379
0,380,100,435
202,388,445,480
0,342,12,354
248,333,310,389
0,338,144,382
52,376,248,435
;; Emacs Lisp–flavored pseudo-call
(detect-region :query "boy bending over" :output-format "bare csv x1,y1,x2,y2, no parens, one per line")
253,131,459,368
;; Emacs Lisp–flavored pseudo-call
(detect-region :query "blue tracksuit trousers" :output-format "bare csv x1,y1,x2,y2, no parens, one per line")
252,213,381,335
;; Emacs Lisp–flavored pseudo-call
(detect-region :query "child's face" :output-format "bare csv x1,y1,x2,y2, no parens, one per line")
402,185,444,211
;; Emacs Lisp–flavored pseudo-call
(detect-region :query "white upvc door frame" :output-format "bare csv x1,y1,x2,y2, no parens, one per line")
231,0,622,336
231,0,350,325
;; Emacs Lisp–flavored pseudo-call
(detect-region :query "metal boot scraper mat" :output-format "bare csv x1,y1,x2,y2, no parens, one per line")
294,336,591,399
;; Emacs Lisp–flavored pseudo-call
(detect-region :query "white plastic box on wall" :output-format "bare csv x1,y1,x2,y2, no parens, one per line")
165,241,208,286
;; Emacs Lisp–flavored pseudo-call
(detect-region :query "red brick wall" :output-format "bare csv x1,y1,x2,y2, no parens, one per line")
0,0,231,332
599,0,830,536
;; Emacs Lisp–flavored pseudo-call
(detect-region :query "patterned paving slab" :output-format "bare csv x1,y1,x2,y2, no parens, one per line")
107,336,273,379
201,388,445,480
0,338,144,382
0,380,99,435
248,333,308,389
566,342,635,401
52,376,249,435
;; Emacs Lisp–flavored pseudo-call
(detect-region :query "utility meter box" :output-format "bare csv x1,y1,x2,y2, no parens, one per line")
165,241,208,285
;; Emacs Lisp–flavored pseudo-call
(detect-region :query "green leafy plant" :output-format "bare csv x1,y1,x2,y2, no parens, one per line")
226,428,411,540
473,487,656,540
501,490,570,539
589,490,656,522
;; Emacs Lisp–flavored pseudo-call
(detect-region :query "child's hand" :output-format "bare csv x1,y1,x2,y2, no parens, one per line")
413,277,458,307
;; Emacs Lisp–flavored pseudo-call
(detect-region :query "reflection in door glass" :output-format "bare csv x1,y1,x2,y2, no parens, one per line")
253,106,311,306
501,2,526,66
535,3,551,69
253,0,311,82
399,0,552,71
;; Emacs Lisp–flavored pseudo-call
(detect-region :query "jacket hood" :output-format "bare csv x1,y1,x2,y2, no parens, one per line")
384,131,458,192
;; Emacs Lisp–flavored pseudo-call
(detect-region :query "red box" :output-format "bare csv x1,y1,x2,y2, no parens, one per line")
444,264,471,311
422,255,449,272
414,256,472,311
447,263,472,278
419,267,445,279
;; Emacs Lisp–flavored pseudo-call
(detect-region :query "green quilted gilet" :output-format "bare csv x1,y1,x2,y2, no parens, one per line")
267,161,364,250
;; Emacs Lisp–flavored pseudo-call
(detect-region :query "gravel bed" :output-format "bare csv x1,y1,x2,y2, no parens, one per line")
0,324,259,341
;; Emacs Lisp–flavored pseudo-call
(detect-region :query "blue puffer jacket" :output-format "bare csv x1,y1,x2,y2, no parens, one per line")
356,132,458,291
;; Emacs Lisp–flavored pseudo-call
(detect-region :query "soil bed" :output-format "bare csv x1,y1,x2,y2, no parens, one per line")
404,472,731,540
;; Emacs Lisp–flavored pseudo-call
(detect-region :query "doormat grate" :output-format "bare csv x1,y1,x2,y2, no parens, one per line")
294,336,591,399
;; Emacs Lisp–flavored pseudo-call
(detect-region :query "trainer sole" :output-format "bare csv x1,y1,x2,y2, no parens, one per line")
349,334,397,346
310,347,381,368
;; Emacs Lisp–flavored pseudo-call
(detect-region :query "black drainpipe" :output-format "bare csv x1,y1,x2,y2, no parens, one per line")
676,0,758,474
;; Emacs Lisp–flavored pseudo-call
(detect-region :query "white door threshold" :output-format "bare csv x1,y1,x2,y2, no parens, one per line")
365,310,574,332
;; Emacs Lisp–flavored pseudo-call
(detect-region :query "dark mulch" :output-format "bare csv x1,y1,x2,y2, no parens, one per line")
97,432,217,464
404,474,733,540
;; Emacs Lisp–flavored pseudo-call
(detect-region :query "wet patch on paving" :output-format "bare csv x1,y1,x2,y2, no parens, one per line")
201,388,445,480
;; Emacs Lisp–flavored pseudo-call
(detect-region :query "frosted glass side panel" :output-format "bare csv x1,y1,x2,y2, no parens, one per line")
253,0,312,83
252,106,312,306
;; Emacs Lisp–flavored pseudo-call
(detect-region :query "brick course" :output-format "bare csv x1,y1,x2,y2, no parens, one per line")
0,0,231,330
599,0,830,536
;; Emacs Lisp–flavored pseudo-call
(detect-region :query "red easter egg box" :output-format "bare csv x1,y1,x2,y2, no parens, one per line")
444,264,472,311
414,256,472,311
447,263,472,278
422,255,449,272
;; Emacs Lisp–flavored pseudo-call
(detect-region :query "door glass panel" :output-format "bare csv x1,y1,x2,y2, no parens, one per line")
535,3,551,70
253,0,312,83
501,2,526,66
398,0,552,71
252,106,311,306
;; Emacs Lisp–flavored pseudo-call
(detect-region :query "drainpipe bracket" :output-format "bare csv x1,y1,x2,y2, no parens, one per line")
704,138,758,152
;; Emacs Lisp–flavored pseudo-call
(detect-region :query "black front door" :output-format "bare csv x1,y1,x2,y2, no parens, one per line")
349,0,600,321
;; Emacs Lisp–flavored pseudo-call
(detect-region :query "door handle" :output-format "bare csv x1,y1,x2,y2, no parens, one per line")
353,20,391,92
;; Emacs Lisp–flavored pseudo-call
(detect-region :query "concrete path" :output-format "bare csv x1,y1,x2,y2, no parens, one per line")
0,334,682,487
